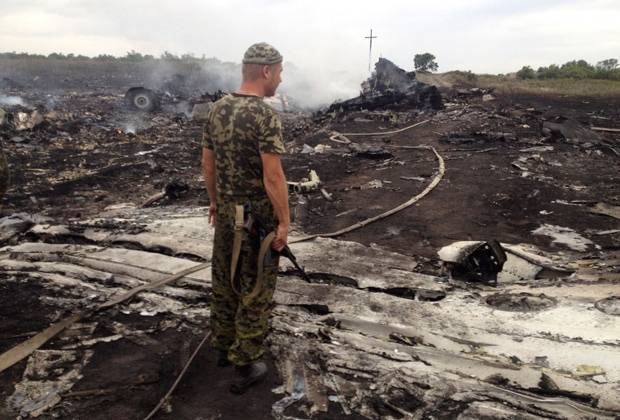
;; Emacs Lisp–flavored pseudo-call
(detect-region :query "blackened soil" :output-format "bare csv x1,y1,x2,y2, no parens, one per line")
1,60,620,419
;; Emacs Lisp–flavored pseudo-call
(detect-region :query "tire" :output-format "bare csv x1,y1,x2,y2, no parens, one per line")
125,87,160,112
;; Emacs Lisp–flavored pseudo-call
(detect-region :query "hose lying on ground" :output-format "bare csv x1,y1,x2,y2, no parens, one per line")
291,142,444,242
0,262,212,373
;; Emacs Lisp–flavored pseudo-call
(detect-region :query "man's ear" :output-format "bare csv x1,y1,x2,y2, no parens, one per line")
261,65,271,79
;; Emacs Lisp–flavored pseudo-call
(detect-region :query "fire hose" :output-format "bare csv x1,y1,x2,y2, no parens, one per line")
0,262,212,374
292,120,444,242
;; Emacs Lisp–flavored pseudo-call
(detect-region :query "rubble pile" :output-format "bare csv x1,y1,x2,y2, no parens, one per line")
322,58,444,116
0,87,207,218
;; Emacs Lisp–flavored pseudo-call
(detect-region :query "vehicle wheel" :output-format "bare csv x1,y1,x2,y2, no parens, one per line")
125,87,160,112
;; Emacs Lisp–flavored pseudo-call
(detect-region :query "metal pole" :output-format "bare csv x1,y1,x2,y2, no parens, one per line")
365,29,377,72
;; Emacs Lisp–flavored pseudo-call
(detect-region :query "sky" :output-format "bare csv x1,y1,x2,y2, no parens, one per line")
1,0,619,106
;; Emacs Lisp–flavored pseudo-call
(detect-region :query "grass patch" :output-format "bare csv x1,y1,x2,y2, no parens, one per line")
417,71,620,98
476,76,620,97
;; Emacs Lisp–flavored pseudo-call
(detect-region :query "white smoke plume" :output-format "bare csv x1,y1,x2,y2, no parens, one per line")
0,95,29,107
197,59,366,111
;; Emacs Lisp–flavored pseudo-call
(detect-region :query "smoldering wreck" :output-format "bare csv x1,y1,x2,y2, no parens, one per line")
1,56,620,420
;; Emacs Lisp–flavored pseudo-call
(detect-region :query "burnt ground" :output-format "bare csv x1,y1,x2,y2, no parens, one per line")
1,60,620,419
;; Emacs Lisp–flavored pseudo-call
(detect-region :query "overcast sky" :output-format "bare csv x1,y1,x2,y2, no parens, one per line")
1,0,619,104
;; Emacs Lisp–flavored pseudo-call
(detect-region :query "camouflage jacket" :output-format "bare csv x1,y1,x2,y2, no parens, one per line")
202,94,285,197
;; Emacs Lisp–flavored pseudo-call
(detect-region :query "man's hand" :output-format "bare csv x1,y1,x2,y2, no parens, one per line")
271,223,289,252
207,203,216,227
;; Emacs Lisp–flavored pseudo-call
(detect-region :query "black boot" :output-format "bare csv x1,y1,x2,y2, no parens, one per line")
230,361,267,394
217,350,232,367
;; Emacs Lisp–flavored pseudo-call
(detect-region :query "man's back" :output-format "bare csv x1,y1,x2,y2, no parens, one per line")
203,93,284,197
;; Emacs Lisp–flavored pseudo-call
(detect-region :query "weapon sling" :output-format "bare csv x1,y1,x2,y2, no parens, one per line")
231,204,275,300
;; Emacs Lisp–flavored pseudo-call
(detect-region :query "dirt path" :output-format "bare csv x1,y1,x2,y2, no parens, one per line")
418,72,453,88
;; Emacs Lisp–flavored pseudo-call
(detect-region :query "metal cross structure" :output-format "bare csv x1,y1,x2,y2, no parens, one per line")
365,29,377,72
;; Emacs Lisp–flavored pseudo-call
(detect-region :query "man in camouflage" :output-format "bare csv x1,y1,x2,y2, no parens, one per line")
202,42,289,394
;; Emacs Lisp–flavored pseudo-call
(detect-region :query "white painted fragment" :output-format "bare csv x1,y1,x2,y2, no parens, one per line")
532,224,594,252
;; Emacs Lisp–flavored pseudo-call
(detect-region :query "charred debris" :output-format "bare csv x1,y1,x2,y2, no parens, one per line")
2,54,618,225
318,57,444,117
0,57,448,216
120,57,444,115
2,57,620,419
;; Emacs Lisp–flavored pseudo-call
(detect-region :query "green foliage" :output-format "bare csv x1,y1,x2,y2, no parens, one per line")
0,50,201,64
518,58,620,82
596,59,618,71
414,53,438,73
560,65,595,79
595,67,620,81
47,52,67,59
537,64,560,79
160,51,180,61
181,53,198,61
94,54,116,61
0,51,45,59
124,50,145,61
557,59,594,79
121,50,155,61
448,70,477,81
561,59,591,69
516,66,535,79
593,62,618,79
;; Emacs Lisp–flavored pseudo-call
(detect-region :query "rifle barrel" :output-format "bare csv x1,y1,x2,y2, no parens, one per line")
281,246,312,282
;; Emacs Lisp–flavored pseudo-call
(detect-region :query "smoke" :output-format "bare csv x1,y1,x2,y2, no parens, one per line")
174,101,193,117
200,60,241,93
125,58,368,113
0,95,29,107
45,96,59,111
279,63,366,110
124,123,137,134
196,59,366,111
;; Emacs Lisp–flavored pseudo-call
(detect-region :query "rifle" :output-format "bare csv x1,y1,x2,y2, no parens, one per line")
243,204,312,283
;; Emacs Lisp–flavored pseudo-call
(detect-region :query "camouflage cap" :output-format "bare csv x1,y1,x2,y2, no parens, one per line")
242,42,282,65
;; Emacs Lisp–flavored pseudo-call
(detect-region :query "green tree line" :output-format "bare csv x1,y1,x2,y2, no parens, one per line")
0,50,214,62
516,59,620,81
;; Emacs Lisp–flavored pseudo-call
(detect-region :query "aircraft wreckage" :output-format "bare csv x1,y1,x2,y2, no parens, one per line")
1,208,619,419
1,56,620,419
320,58,444,115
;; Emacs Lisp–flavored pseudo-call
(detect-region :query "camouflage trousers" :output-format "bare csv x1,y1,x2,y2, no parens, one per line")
209,196,279,366
0,142,9,204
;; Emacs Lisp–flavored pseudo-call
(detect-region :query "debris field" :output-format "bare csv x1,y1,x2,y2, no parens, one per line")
1,58,620,419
